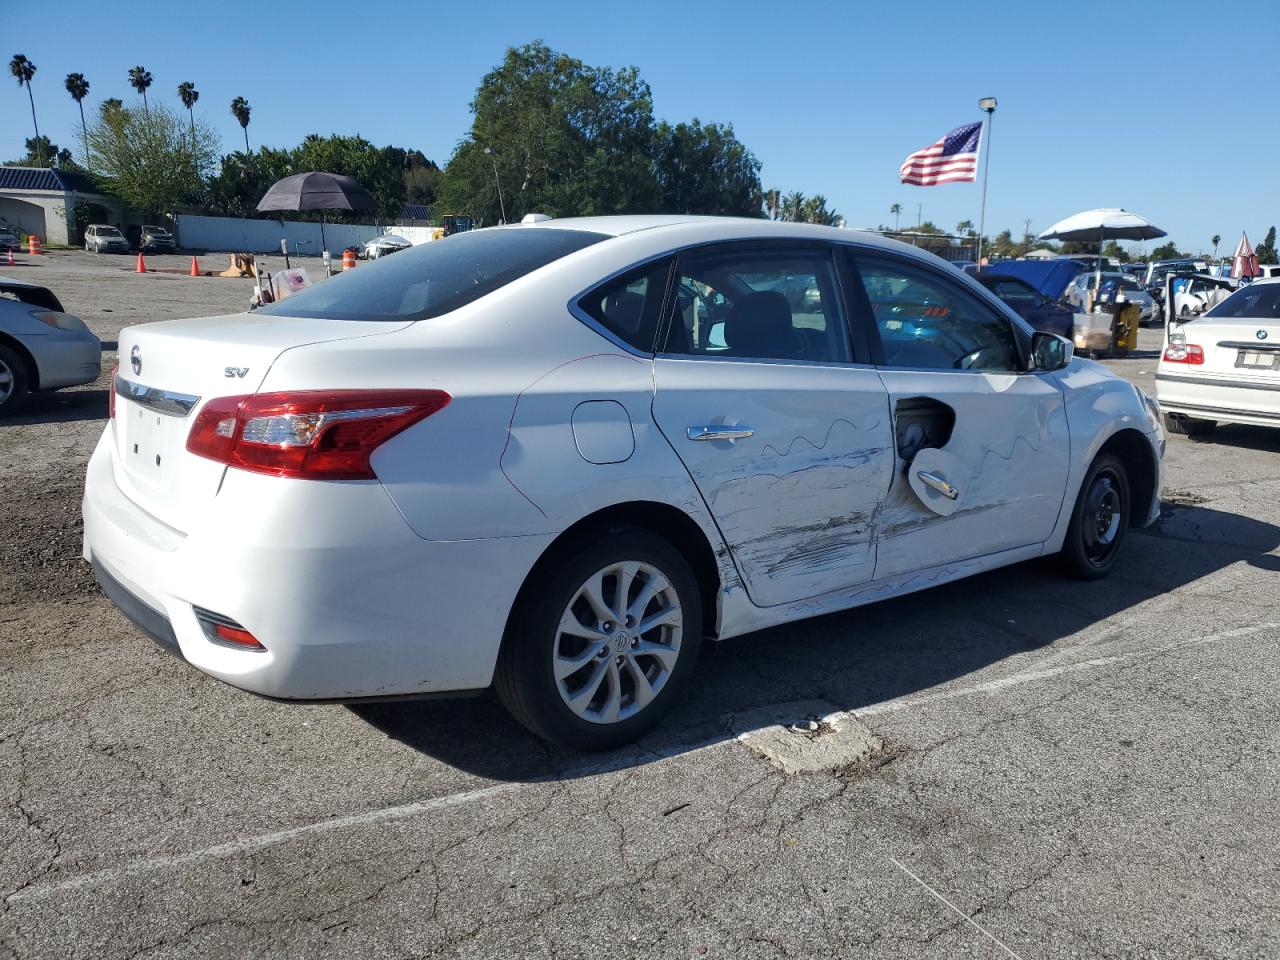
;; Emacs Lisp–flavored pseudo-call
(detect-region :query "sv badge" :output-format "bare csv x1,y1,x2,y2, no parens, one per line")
224,367,250,378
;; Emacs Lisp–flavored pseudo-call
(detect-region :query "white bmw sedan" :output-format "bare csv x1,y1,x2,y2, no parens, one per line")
83,217,1164,749
1157,277,1280,436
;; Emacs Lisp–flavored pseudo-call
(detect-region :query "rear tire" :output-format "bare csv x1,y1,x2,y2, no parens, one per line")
1163,413,1216,438
495,526,702,750
0,342,32,418
1060,453,1130,580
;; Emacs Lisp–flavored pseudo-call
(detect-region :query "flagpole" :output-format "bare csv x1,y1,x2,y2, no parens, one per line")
976,97,997,265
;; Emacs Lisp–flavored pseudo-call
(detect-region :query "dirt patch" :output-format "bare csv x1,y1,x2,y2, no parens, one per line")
0,475,98,606
1160,488,1210,520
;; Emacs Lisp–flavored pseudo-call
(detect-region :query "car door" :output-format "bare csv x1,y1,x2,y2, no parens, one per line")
845,248,1070,580
650,241,895,607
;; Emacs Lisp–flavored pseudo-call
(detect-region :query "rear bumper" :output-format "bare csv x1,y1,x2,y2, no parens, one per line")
1156,371,1280,428
82,428,553,700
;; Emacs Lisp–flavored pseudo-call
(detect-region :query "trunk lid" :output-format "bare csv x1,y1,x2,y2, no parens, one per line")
1176,316,1280,378
112,312,410,531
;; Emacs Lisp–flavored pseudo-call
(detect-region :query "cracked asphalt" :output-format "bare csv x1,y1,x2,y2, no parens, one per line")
4,252,1280,958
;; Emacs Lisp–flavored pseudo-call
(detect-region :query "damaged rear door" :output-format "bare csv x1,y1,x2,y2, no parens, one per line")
650,241,894,607
844,249,1070,580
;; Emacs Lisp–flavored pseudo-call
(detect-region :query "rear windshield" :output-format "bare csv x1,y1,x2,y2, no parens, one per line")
259,228,607,322
1205,282,1280,320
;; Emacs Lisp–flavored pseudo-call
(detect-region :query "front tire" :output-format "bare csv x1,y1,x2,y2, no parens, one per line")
0,342,32,418
496,527,702,750
1061,453,1130,580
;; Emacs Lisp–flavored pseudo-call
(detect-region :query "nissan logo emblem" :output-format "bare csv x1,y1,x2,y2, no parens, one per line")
1258,330,1270,341
130,345,142,375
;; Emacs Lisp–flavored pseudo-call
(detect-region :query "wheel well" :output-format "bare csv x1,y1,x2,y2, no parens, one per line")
1099,429,1157,523
507,502,722,643
0,331,38,389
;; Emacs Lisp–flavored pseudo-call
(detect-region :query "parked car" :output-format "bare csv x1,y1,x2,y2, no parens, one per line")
974,271,1074,339
85,224,130,254
0,229,21,252
1066,272,1156,324
364,234,413,260
1156,277,1280,435
1172,274,1236,319
1145,258,1207,290
83,217,1164,748
0,277,102,417
139,224,176,253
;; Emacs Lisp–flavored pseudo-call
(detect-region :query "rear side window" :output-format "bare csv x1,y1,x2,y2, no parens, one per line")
1206,283,1280,319
260,228,607,322
575,258,671,352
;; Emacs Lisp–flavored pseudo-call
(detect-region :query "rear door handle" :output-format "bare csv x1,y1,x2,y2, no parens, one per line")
916,470,959,500
687,425,754,442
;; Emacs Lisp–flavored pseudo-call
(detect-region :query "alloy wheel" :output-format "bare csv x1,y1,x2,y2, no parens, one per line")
0,357,13,404
553,560,683,724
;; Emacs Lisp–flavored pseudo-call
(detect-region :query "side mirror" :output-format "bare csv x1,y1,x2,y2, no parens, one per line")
1031,331,1073,372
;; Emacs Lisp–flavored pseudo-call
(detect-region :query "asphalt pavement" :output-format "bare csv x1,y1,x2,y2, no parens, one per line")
3,251,1279,958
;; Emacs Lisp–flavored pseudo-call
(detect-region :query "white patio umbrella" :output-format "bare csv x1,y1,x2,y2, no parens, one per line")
1231,232,1260,280
1038,208,1167,295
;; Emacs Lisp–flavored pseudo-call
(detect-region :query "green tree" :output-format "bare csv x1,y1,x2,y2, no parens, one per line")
100,98,123,117
4,136,75,168
436,42,659,222
177,82,199,147
1211,234,1221,260
291,134,409,219
86,102,219,216
956,219,974,236
763,189,780,221
1101,241,1130,263
230,97,252,152
652,119,761,216
1149,241,1183,261
890,203,901,231
10,54,42,165
1257,227,1278,265
128,65,153,116
203,147,295,218
65,73,91,170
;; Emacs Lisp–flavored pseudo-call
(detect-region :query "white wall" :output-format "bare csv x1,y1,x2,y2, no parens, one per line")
175,214,383,254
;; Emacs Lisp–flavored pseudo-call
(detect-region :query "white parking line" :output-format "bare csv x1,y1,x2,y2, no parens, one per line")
890,857,1027,960
10,620,1277,903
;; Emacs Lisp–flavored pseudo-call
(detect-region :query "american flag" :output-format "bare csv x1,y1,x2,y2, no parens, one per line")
899,122,983,186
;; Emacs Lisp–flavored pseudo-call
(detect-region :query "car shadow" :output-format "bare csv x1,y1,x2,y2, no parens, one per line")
352,502,1280,781
1186,423,1280,454
4,388,108,426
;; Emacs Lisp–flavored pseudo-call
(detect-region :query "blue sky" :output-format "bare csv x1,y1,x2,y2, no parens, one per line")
5,0,1277,255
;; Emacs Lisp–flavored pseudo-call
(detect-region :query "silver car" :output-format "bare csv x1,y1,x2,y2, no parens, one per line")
0,278,101,417
1066,272,1156,325
84,224,130,254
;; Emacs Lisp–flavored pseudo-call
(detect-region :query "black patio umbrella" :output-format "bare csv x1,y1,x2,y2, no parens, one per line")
256,171,378,258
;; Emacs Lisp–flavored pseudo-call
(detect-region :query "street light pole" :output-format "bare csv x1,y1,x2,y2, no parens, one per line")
976,97,997,266
483,147,507,225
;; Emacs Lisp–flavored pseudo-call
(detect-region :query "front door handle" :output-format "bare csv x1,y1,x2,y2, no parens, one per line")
916,470,959,500
687,425,754,442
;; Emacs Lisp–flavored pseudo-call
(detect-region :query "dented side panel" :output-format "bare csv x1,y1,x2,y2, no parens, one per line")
651,357,894,607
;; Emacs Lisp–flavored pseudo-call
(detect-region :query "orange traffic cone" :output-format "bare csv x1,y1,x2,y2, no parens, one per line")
342,248,357,271
27,235,41,256
135,251,147,273
189,256,201,277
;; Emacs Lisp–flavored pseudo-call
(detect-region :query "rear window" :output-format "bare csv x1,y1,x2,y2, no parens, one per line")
1205,282,1280,320
259,227,607,322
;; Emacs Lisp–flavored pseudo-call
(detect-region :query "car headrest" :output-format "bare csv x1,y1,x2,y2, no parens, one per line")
722,290,797,358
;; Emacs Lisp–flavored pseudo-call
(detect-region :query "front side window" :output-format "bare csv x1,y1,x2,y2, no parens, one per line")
575,258,671,352
661,246,850,363
260,227,606,322
855,255,1021,372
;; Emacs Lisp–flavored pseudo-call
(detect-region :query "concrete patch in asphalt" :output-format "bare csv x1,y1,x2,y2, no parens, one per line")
732,699,884,775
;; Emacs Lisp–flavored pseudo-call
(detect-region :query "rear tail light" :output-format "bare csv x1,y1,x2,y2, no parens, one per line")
186,389,450,480
109,364,118,419
194,606,266,651
1162,339,1204,364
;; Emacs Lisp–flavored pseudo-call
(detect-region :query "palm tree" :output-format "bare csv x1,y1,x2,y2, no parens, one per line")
763,188,780,221
890,202,902,231
177,81,199,146
100,98,123,118
128,66,153,115
957,219,974,236
1211,234,1221,261
9,54,43,166
230,96,252,152
64,72,91,170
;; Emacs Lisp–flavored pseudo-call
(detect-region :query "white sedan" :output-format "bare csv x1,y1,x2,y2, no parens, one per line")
1157,277,1280,435
83,217,1164,749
